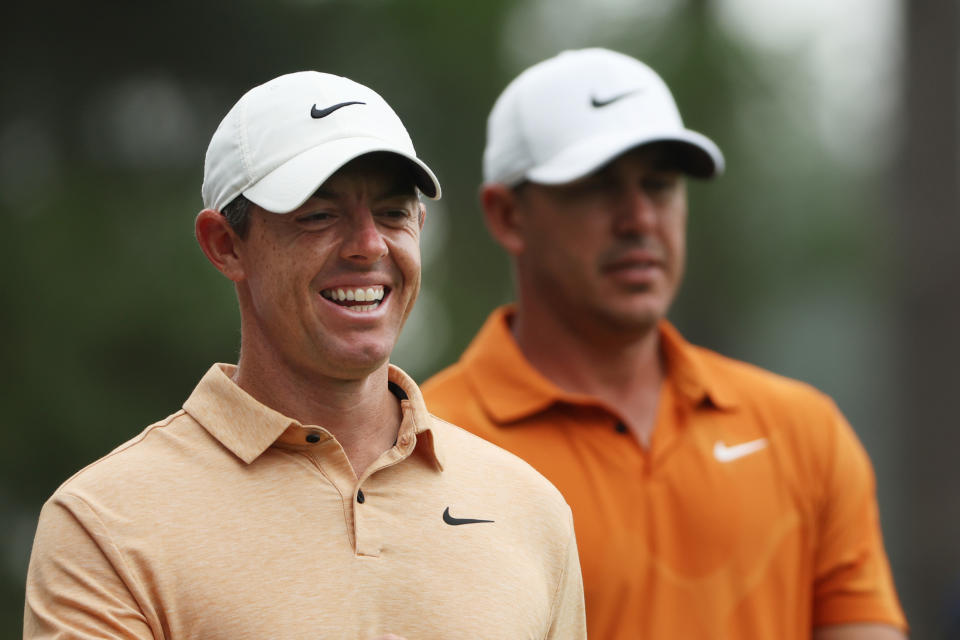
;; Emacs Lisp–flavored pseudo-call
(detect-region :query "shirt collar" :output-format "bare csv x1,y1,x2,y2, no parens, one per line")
390,364,445,471
183,363,444,469
461,305,738,424
658,321,738,411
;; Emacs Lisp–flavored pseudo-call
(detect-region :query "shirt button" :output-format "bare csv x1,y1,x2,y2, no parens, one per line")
357,489,365,504
399,435,411,446
305,432,321,443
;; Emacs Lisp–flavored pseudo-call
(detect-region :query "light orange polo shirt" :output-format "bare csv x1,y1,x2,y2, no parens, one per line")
422,306,907,639
25,363,585,639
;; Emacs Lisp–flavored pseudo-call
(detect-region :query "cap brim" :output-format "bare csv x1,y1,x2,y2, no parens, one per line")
525,128,724,184
244,136,441,214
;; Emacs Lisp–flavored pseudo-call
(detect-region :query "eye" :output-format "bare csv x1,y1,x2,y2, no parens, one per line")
296,211,336,225
375,206,415,226
642,173,678,195
562,175,610,200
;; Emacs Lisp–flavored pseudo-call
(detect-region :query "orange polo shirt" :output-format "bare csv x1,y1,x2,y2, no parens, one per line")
25,363,585,639
423,306,906,639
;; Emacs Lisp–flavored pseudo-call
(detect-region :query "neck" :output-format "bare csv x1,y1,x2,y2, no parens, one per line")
511,299,666,446
232,342,401,478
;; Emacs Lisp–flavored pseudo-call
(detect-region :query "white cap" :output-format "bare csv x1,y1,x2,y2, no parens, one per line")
483,48,724,186
202,71,441,213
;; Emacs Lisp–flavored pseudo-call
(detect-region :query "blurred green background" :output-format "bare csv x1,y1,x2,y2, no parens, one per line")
2,0,958,637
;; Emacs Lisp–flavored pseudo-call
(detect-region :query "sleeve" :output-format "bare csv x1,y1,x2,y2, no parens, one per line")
544,508,587,640
811,404,907,630
24,492,156,639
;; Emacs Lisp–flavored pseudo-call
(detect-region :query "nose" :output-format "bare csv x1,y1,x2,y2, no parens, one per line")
611,183,658,236
340,209,388,262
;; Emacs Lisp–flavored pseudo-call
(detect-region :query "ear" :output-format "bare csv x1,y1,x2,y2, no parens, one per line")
417,202,426,231
480,184,525,256
195,209,247,282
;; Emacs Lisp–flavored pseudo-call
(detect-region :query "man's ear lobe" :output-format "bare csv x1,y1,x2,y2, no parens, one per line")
195,209,246,282
480,184,525,255
418,202,426,230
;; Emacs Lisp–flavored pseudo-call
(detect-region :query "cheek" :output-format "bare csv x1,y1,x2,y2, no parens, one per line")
663,209,687,249
245,251,315,315
664,217,687,282
532,214,598,257
395,254,422,325
251,254,297,289
389,237,423,288
404,259,423,299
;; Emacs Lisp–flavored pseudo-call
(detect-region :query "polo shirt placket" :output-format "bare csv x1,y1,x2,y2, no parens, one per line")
273,399,430,559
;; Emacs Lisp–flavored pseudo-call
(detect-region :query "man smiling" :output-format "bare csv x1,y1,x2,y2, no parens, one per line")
23,71,585,639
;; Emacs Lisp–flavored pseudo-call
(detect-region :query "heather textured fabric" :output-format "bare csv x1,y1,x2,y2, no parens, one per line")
423,305,906,639
25,363,585,639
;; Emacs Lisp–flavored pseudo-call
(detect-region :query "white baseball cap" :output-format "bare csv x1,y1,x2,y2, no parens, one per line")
202,71,441,214
483,48,724,186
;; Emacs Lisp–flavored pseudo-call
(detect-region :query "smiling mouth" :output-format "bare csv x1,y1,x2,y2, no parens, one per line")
320,285,387,312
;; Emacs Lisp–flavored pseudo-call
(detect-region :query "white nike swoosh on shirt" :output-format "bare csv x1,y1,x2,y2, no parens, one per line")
713,438,768,462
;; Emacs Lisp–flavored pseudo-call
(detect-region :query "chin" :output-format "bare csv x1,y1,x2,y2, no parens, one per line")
598,304,665,334
328,344,394,376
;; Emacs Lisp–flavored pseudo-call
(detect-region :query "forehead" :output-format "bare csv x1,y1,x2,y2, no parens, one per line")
318,152,420,198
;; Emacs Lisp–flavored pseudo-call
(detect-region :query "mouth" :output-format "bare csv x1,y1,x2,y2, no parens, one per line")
599,250,665,290
601,244,664,270
319,285,388,313
602,257,661,272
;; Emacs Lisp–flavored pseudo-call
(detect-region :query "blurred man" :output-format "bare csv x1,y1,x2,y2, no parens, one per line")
423,48,907,639
24,71,585,639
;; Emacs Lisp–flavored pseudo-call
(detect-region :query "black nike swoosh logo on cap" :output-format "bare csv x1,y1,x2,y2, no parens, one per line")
443,507,494,526
590,89,643,108
310,101,365,119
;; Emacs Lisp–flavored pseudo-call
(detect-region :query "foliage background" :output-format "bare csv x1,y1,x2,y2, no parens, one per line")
1,0,957,637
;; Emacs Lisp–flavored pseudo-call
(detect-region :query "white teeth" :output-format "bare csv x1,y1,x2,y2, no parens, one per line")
321,286,386,308
346,302,381,313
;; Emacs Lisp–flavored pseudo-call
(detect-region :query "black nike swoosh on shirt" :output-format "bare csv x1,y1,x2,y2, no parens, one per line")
443,507,494,526
310,101,365,119
590,89,643,108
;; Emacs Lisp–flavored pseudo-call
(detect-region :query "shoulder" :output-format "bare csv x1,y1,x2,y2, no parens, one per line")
422,361,475,406
692,342,841,418
687,343,873,494
421,362,494,437
421,306,515,414
51,409,213,507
